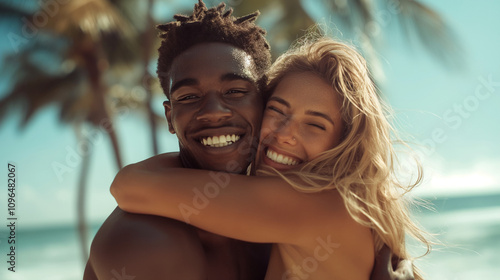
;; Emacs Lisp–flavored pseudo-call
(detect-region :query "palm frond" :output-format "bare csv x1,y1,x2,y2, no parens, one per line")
391,0,464,68
266,0,315,56
0,0,32,18
44,0,135,41
0,61,85,127
351,0,376,36
229,0,272,17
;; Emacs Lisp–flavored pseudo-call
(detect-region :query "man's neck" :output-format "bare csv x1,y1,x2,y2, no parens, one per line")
178,149,200,169
178,149,250,174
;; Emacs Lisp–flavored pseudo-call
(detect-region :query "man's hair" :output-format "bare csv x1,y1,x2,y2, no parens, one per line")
156,0,271,98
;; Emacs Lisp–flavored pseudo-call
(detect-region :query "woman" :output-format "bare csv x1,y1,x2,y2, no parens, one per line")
111,37,430,279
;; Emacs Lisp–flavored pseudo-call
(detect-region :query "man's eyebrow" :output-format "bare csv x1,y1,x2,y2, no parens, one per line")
170,78,198,94
170,73,254,94
220,73,256,84
305,110,335,126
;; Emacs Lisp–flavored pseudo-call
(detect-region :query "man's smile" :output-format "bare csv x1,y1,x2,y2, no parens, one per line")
200,134,242,148
191,125,248,150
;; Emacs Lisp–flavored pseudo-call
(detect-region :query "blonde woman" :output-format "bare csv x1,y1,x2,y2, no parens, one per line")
111,37,429,279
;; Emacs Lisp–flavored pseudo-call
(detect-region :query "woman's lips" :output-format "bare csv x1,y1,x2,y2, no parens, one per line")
264,147,301,166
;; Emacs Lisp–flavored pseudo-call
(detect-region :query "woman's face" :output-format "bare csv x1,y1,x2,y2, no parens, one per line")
259,71,345,171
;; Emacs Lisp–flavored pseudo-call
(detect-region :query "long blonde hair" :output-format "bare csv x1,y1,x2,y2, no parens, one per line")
257,37,430,279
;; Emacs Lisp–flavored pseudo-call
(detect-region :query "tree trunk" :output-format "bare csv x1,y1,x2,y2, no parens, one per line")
144,0,159,155
76,127,91,263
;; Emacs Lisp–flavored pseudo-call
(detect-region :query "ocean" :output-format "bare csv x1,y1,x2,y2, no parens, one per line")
1,193,499,280
411,193,500,280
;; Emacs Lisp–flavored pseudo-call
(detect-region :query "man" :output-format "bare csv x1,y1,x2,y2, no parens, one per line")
84,1,413,279
84,2,271,279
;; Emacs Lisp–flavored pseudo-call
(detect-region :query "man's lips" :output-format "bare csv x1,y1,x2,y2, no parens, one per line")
200,134,241,148
191,126,248,149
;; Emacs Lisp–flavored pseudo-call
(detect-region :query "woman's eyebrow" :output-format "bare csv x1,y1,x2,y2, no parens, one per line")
268,96,335,125
305,110,335,126
268,96,290,107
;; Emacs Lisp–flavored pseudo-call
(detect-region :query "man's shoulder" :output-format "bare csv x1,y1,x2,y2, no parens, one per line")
89,206,198,261
91,206,186,244
89,207,139,255
87,207,207,278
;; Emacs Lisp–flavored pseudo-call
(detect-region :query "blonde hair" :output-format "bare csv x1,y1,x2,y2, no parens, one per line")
257,37,431,279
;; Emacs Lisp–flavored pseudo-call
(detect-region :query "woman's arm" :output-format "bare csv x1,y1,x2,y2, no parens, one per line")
111,162,346,245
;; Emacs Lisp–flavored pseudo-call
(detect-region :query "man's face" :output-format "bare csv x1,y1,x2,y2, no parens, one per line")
164,43,264,172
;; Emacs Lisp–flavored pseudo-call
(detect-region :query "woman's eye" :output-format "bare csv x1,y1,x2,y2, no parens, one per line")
267,106,284,115
308,123,326,130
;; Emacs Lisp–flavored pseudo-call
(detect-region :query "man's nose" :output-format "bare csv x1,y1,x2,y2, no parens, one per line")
196,93,232,122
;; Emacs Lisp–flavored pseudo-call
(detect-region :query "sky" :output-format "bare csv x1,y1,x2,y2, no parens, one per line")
0,0,499,230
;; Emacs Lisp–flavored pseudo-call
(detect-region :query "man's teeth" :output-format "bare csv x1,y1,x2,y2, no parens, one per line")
266,149,298,166
201,134,241,148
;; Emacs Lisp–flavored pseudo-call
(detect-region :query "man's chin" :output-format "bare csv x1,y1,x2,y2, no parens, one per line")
195,136,257,171
195,148,253,173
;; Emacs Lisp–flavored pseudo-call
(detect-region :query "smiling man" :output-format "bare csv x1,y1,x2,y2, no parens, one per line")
83,1,413,279
164,42,264,173
84,2,272,279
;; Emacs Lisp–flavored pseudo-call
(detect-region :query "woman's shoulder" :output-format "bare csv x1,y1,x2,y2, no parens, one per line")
295,190,374,279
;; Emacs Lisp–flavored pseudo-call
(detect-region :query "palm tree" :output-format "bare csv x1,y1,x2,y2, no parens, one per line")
0,0,140,262
110,0,162,155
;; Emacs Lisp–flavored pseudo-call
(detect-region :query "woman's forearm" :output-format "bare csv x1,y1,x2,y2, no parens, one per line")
110,162,340,243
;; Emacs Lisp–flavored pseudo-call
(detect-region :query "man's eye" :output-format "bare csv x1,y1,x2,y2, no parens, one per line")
225,89,247,97
177,95,198,101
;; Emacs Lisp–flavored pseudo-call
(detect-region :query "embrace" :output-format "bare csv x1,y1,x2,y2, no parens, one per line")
84,1,430,279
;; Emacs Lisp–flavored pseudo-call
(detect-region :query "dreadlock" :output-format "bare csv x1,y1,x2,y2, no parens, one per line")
157,0,271,97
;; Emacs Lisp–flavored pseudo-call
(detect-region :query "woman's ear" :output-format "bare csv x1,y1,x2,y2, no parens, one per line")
163,101,175,134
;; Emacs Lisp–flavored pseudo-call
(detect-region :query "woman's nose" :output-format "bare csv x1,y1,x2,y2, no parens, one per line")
274,119,297,145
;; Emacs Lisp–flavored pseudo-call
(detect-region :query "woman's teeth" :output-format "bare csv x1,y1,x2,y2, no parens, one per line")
201,134,241,148
266,149,298,165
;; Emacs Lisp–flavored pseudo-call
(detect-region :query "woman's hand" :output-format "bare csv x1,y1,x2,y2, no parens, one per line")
110,152,182,212
371,245,414,280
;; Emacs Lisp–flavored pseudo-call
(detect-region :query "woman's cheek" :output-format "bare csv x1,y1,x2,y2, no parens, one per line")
260,116,274,133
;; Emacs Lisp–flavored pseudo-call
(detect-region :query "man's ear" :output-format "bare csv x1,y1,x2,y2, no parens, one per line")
163,100,175,134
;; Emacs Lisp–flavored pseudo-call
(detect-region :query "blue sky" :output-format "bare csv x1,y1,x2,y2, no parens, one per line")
0,0,499,229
